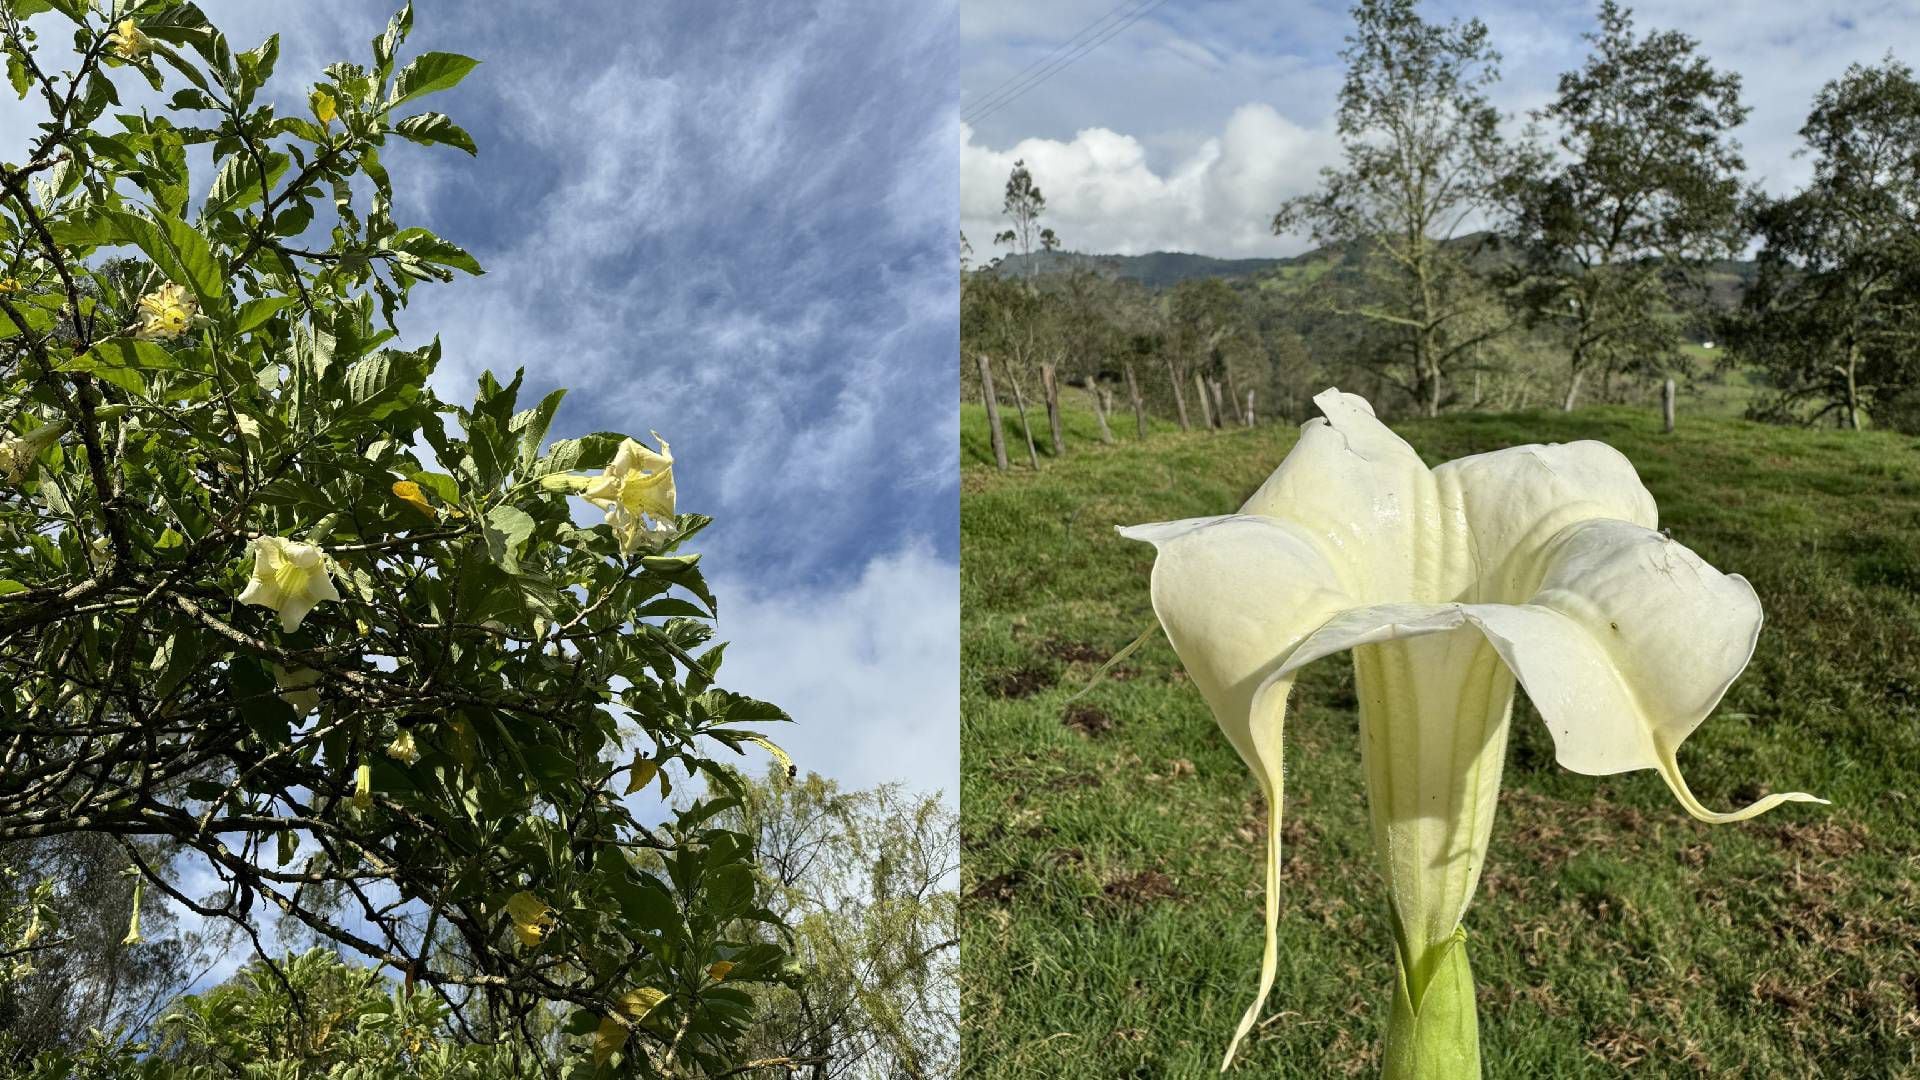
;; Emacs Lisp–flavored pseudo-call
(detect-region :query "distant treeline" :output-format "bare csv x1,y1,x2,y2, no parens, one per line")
962,0,1920,442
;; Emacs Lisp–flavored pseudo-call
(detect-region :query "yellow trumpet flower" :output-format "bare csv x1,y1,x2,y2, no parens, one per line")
106,19,150,61
581,434,676,556
506,891,555,948
133,282,195,340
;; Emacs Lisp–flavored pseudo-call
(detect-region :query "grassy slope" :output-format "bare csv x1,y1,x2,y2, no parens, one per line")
959,399,1920,1078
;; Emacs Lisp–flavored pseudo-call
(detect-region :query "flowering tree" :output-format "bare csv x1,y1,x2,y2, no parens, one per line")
0,2,793,1073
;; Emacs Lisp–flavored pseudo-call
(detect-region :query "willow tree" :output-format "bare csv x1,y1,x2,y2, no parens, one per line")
0,3,793,1073
1274,0,1521,417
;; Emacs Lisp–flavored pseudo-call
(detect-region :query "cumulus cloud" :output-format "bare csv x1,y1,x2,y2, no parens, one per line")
710,543,959,801
962,103,1339,258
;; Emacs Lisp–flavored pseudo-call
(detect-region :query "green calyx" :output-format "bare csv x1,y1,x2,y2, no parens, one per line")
1384,926,1479,1080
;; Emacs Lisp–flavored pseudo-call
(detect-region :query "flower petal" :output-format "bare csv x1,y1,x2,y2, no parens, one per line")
1117,513,1352,1067
1239,389,1435,601
1434,439,1657,603
1275,520,1824,823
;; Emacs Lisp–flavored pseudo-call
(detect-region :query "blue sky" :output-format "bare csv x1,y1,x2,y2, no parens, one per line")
962,0,1920,257
180,0,962,799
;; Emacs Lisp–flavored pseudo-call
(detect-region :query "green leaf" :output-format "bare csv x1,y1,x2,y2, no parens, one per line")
510,388,566,470
388,51,478,109
77,338,179,371
0,580,26,596
344,355,391,404
108,209,228,318
386,227,482,275
205,149,290,215
704,864,755,916
408,470,460,505
372,2,413,81
483,504,535,574
233,296,297,335
392,111,476,155
533,432,626,477
6,49,30,100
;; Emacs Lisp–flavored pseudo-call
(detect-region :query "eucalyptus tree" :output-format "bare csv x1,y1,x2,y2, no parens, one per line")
0,3,795,1073
1724,57,1920,430
1273,0,1522,417
1507,1,1748,410
991,160,1047,280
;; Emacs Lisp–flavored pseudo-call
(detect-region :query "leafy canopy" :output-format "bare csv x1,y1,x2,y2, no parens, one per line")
0,1,795,1073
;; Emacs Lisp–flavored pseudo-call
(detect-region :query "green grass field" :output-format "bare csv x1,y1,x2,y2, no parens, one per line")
959,398,1920,1078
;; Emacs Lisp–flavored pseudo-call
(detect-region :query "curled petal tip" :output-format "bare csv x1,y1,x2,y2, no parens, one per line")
1660,756,1827,824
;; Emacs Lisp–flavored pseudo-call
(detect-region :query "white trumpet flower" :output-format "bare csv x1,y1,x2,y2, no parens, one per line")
238,537,340,632
1121,389,1823,1076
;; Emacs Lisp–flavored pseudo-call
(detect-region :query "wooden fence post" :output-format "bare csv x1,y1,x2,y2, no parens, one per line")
1006,363,1040,469
1092,384,1115,444
1208,379,1226,430
1194,371,1214,429
1167,361,1190,430
1244,389,1255,427
976,354,1008,471
1662,378,1676,434
1124,363,1147,439
1040,363,1065,458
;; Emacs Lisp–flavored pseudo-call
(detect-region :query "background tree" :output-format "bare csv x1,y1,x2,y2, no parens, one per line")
150,948,535,1078
1165,278,1247,428
0,835,201,1063
1273,0,1520,417
992,161,1047,279
960,274,1052,466
0,3,796,1073
1507,1,1748,410
1724,57,1920,430
721,772,956,1080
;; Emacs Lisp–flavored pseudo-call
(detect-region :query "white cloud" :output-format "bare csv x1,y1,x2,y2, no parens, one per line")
710,543,958,801
962,103,1340,258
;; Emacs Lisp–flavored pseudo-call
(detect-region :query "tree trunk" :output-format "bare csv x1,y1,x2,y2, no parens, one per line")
1562,367,1584,412
1093,386,1116,444
1661,378,1675,434
1005,363,1040,469
1244,389,1255,427
1209,379,1226,430
1194,371,1214,429
1845,341,1863,429
1223,367,1244,425
976,353,1008,471
1040,362,1065,457
1124,362,1147,439
1167,360,1190,430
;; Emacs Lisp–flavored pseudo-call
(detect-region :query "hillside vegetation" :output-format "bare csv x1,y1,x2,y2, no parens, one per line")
959,400,1919,1077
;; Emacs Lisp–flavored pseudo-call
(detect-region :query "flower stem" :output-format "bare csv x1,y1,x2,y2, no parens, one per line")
1383,927,1480,1080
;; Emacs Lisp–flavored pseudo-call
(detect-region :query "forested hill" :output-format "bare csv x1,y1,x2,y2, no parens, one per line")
984,240,1760,310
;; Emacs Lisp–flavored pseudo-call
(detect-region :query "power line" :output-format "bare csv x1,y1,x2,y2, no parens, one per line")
961,0,1157,119
962,0,1173,129
963,0,1169,127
